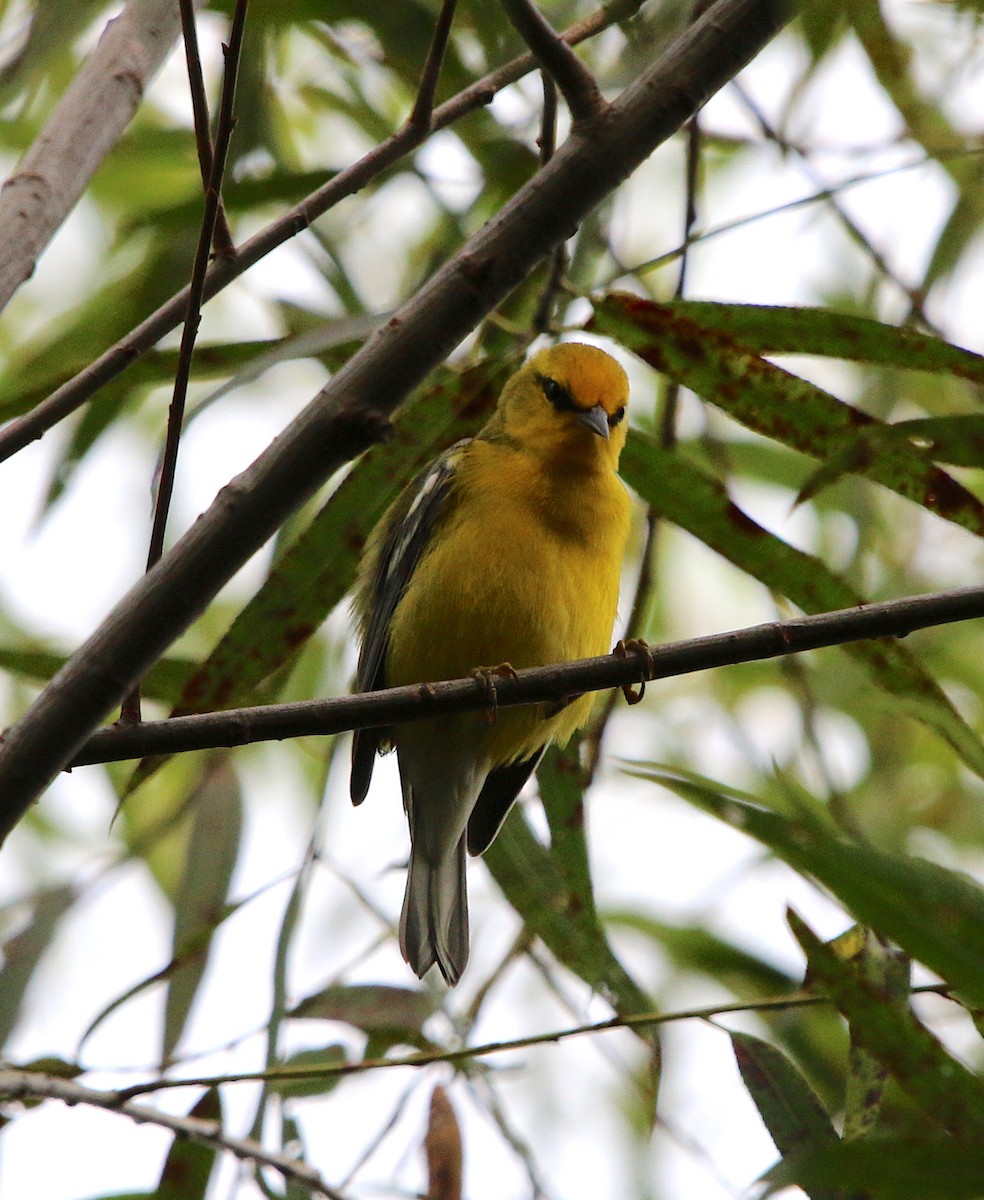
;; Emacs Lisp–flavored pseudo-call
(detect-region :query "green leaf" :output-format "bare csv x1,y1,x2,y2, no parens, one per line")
289,983,437,1049
485,802,654,1020
790,911,984,1139
267,1045,348,1099
594,294,984,538
154,1090,221,1200
765,1136,984,1200
731,1030,840,1200
621,431,984,783
840,930,910,1143
629,769,984,1008
162,763,243,1064
0,886,75,1047
623,300,984,385
0,645,195,705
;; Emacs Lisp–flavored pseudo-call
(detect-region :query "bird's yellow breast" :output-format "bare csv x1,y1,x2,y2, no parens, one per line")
387,438,631,763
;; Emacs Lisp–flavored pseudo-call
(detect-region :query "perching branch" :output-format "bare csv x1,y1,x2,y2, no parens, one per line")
501,0,607,124
0,0,645,464
0,1070,345,1200
0,0,187,314
0,0,793,841
68,585,984,768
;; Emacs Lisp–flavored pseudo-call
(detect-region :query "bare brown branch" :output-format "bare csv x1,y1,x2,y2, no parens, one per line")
0,1070,346,1199
67,585,984,768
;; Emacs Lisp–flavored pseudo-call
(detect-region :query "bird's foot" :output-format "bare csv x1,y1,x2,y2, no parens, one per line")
471,663,519,724
615,638,654,705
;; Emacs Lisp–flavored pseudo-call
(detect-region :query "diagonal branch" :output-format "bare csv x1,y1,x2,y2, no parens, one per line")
501,0,607,124
67,584,984,768
0,0,188,314
0,0,793,841
0,1070,346,1199
0,1,645,464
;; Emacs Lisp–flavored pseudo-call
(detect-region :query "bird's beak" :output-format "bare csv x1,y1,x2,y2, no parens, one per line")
576,403,610,439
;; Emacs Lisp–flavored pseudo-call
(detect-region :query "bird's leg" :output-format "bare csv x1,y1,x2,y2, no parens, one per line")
471,663,519,724
615,638,654,705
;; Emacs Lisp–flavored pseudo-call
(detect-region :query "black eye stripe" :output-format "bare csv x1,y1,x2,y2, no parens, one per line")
537,373,626,425
537,374,577,412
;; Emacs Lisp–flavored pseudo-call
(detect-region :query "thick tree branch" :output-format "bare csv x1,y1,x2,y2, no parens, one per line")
0,1070,344,1199
0,1,644,463
68,585,984,768
0,0,793,841
0,0,187,313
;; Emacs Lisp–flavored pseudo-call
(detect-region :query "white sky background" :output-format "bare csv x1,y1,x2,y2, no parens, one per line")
2,4,984,1199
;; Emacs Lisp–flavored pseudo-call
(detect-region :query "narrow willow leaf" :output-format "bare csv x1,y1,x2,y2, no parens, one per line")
594,294,984,537
631,300,984,384
0,645,194,705
154,1090,221,1200
289,983,437,1048
163,763,243,1064
790,911,984,1138
605,910,795,996
0,885,74,1046
766,1136,984,1200
537,739,596,922
621,431,984,782
628,769,984,1007
267,1045,348,1099
840,931,909,1143
732,1030,840,1200
485,804,654,1021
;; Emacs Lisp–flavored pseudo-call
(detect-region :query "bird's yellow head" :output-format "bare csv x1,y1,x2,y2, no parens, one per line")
490,342,629,467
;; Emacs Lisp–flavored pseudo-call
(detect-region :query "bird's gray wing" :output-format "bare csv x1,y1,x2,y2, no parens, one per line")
350,442,467,805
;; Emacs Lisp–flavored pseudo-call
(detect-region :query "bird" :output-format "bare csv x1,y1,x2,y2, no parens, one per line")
350,342,632,985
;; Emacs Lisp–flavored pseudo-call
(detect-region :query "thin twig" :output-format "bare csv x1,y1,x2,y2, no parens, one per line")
67,583,984,767
0,1,644,464
148,0,248,573
109,982,956,1099
407,0,459,131
501,0,607,125
0,1071,346,1200
178,0,234,255
123,0,249,721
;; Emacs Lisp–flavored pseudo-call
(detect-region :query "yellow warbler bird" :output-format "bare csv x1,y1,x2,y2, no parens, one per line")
351,342,631,984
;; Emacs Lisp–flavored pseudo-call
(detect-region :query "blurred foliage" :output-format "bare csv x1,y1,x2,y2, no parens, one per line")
2,1,984,1199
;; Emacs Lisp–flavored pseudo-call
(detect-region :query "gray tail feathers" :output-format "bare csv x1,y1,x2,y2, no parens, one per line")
399,837,469,986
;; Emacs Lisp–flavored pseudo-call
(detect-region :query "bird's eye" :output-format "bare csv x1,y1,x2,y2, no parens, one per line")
542,377,564,404
608,406,626,427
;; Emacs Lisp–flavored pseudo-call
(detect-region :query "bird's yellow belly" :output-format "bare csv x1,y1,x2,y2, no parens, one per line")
387,472,627,762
